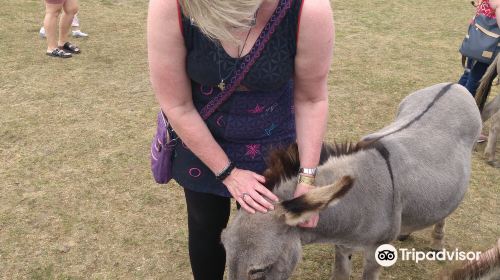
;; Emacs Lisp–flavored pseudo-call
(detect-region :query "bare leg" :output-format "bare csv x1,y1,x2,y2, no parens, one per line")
431,219,445,251
332,245,354,280
58,0,79,46
485,112,499,167
71,13,79,31
361,246,381,280
43,3,63,51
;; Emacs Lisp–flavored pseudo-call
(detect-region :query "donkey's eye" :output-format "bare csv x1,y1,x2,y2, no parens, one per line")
248,265,272,280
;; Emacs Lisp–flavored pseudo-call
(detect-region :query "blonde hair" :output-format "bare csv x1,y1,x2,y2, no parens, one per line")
178,0,262,42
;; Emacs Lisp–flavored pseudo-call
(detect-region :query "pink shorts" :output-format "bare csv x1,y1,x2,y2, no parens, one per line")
45,0,66,4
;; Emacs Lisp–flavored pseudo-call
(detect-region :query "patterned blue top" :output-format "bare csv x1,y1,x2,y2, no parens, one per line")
172,0,303,197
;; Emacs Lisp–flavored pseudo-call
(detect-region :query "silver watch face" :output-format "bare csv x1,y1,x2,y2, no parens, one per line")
299,167,317,175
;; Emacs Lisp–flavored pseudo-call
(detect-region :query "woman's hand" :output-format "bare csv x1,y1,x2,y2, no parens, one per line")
223,168,279,214
293,183,319,228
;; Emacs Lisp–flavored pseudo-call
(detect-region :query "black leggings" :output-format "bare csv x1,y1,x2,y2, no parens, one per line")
184,188,231,280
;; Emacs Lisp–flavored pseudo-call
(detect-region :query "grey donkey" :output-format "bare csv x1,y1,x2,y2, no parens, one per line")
222,83,482,280
475,55,500,168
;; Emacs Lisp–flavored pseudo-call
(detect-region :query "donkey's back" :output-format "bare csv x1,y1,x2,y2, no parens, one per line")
364,83,482,234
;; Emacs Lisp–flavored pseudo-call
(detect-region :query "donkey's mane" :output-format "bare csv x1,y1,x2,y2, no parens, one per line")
263,140,375,191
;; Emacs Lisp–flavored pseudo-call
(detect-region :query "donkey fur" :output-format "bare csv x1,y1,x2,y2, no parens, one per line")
475,56,500,167
439,239,500,280
222,83,482,280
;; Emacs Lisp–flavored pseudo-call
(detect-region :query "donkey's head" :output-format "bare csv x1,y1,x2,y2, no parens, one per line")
222,176,354,280
221,206,301,280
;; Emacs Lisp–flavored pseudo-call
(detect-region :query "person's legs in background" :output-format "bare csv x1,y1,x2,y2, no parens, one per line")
458,58,473,87
39,26,46,38
459,58,490,142
184,188,231,280
43,1,63,52
72,13,88,37
71,13,80,30
40,13,88,38
463,59,489,96
58,0,79,48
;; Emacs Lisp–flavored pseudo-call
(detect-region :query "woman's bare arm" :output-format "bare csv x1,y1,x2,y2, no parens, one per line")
294,0,334,169
292,0,335,227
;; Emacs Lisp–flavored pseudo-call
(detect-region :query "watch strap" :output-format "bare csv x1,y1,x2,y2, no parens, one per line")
298,174,315,186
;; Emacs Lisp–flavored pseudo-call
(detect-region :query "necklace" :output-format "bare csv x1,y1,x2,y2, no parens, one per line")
217,28,252,91
217,9,258,91
217,46,238,91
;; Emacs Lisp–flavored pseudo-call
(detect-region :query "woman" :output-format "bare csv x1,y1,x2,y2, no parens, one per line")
147,0,334,278
459,0,500,95
44,0,81,58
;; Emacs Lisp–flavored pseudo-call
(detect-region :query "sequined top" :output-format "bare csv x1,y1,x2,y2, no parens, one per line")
477,0,496,18
172,0,304,197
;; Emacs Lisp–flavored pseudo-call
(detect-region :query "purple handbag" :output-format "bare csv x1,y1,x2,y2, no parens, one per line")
150,0,292,184
150,111,177,184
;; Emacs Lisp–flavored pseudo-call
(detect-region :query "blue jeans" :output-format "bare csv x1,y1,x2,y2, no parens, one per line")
458,58,489,97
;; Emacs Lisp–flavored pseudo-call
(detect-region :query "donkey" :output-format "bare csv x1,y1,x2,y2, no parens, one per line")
439,239,500,280
222,83,482,280
475,55,500,168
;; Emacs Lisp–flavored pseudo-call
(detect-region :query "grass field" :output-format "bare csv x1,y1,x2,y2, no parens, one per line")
0,0,499,279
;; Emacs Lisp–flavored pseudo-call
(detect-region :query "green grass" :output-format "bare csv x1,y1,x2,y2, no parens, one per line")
0,0,499,279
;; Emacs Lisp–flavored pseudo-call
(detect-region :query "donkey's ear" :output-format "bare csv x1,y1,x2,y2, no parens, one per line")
277,176,354,226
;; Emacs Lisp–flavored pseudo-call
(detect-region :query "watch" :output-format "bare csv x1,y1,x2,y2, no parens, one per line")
299,167,317,176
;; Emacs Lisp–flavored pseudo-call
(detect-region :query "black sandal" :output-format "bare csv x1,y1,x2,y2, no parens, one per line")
46,48,72,58
59,42,81,54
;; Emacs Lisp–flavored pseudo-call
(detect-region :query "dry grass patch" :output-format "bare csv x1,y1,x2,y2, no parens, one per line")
0,0,498,279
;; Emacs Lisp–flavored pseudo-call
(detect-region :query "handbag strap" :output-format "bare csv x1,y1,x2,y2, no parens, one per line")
200,0,292,120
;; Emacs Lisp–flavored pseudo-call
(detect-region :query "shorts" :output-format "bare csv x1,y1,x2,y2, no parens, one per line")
45,0,66,4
